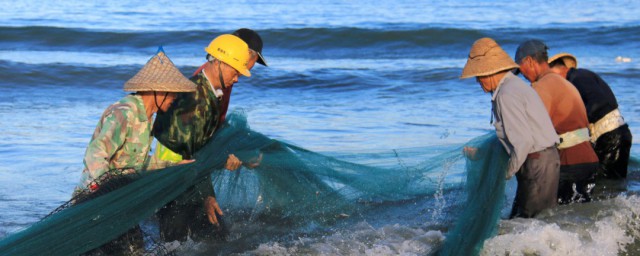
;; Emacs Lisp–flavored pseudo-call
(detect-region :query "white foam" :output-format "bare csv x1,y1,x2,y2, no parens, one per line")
154,237,206,255
481,195,640,256
616,56,632,63
247,222,444,256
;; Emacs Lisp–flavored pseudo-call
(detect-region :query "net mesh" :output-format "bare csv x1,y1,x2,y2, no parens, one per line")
438,134,508,256
0,111,511,255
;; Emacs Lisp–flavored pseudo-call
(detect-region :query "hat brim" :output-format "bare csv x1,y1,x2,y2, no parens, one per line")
124,51,197,92
460,57,520,79
548,53,577,69
256,51,267,66
460,37,520,79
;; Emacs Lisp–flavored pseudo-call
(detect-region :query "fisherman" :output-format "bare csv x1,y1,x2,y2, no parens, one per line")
152,31,265,243
213,28,268,123
548,53,632,179
461,38,560,218
515,40,599,204
73,50,196,254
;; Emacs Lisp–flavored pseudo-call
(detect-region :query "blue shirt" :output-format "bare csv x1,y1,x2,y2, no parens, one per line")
492,72,559,178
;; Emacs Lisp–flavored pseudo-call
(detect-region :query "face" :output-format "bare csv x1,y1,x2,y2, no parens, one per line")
476,76,493,93
549,64,567,77
217,61,240,88
158,92,177,112
518,56,536,82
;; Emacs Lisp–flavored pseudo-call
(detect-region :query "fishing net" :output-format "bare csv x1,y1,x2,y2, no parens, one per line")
0,111,510,255
437,134,509,256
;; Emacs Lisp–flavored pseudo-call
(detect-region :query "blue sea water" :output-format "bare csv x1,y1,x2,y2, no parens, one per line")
0,0,639,255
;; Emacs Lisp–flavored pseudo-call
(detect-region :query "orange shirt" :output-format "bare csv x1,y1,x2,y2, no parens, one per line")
532,71,599,166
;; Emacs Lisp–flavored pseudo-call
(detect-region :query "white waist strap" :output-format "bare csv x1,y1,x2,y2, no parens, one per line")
589,108,625,143
557,127,590,150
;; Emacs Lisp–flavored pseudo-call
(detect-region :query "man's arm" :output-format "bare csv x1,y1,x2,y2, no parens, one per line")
498,95,536,179
81,107,130,189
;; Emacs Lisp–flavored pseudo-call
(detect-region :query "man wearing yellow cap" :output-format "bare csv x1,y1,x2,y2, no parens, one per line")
152,34,255,242
73,50,196,254
214,28,268,122
548,53,632,179
461,38,560,218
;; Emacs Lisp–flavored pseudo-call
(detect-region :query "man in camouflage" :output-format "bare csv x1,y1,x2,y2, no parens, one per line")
153,31,266,242
74,50,196,255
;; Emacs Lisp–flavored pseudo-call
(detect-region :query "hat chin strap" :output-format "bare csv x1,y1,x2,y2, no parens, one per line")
217,61,227,90
489,93,494,125
153,91,169,113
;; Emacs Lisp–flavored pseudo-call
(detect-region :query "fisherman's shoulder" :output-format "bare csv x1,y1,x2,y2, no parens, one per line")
499,74,531,96
99,95,141,122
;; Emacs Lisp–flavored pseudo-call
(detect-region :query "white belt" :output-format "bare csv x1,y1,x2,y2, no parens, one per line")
557,127,590,150
589,109,626,143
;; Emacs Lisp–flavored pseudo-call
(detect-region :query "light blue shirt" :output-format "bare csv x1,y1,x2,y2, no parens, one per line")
492,72,559,178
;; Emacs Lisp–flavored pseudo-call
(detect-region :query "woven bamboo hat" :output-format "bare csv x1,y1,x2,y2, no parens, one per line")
124,50,196,92
460,37,519,79
548,52,578,69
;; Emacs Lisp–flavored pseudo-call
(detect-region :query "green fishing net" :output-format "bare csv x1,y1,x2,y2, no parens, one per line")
438,134,509,256
0,111,510,255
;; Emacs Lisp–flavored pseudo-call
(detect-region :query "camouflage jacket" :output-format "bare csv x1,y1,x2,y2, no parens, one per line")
76,94,168,192
153,71,223,159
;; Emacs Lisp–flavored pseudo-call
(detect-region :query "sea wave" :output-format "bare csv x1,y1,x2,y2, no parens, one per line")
1,25,639,59
2,1,639,32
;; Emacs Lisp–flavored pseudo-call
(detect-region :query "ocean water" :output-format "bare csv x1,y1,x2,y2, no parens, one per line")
0,0,639,255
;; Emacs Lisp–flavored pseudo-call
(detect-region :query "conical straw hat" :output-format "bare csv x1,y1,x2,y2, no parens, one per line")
124,51,196,92
548,52,578,69
460,38,519,79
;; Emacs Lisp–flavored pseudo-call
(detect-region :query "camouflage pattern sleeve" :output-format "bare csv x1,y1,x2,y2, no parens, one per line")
81,105,130,187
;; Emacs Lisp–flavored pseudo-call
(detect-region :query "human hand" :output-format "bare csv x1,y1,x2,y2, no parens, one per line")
505,172,514,180
463,146,478,160
245,153,263,169
225,154,242,171
204,196,224,226
177,159,195,165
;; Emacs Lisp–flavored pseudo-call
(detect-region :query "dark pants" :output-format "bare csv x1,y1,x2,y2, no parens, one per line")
558,162,597,204
511,146,560,218
594,124,633,179
156,200,218,242
156,180,226,243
